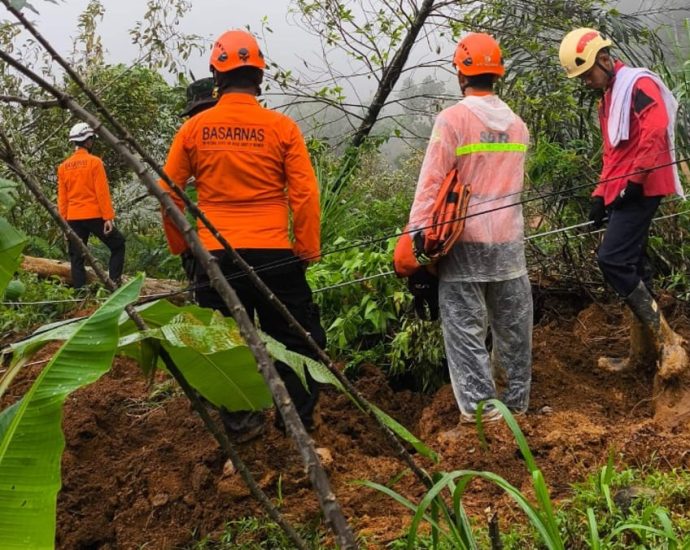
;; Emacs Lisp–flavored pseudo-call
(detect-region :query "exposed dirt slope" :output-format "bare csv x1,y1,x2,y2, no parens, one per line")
6,295,690,549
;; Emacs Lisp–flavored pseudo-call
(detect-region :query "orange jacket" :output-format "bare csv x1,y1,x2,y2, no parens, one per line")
57,148,115,221
160,93,321,260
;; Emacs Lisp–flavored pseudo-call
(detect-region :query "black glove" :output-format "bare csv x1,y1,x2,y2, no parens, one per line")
407,267,439,321
610,181,644,210
180,250,196,282
588,196,606,229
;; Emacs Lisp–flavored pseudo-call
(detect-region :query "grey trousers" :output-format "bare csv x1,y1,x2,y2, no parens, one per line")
439,275,533,416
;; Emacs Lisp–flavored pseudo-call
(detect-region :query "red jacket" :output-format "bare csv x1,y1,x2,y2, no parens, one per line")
57,148,115,221
594,61,676,205
160,93,321,260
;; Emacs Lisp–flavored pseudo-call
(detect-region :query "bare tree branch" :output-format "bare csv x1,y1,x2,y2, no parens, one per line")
0,94,58,107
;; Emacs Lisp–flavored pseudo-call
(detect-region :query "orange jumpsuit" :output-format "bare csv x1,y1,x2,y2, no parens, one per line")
57,148,115,221
160,93,320,260
56,147,124,289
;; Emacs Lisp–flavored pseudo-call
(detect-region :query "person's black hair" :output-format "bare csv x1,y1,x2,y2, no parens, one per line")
215,66,263,92
464,73,497,90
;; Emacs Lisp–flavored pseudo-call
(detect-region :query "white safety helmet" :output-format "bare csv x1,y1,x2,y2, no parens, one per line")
68,122,95,143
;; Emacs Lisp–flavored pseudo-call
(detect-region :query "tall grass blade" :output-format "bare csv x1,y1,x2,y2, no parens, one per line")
453,470,564,549
475,399,538,473
586,508,601,550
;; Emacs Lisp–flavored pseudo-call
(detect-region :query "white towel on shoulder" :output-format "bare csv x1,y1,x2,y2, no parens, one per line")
608,66,683,197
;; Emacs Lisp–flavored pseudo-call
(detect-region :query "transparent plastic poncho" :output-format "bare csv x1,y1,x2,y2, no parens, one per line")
408,95,530,282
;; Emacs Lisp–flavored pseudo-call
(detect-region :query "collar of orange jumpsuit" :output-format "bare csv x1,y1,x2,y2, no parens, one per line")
160,92,321,260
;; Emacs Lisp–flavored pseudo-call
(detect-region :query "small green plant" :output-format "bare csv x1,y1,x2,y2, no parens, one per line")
307,239,448,390
364,400,687,549
307,239,407,358
188,516,326,549
0,270,83,338
389,317,446,392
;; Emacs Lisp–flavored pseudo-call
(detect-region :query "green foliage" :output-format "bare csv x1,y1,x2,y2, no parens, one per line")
2,279,25,301
188,516,326,549
0,271,81,339
389,317,445,392
307,232,448,391
0,217,26,299
128,0,205,77
0,276,142,549
556,462,690,549
369,400,688,549
308,240,404,355
122,229,179,280
0,179,26,299
310,139,363,247
120,309,273,412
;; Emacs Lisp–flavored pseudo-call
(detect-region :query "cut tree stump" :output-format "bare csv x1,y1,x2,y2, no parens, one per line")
20,255,188,303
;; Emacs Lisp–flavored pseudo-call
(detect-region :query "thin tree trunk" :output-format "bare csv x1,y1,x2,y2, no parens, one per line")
349,0,436,151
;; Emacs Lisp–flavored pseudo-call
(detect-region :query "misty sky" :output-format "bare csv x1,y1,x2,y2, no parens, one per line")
21,0,689,80
11,0,689,112
20,0,329,80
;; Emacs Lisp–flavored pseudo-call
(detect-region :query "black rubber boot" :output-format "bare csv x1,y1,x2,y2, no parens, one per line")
624,281,688,380
624,281,660,332
219,409,265,444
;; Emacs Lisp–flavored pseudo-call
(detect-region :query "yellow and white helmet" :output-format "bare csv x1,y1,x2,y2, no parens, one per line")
559,28,612,78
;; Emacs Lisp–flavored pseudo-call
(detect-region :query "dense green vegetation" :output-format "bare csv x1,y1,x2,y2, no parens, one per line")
1,0,690,548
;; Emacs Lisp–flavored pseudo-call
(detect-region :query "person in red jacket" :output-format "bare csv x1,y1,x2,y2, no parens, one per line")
559,28,687,377
57,123,125,289
159,30,325,441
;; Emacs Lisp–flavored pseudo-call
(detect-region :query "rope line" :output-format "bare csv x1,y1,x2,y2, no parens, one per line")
187,154,690,285
5,197,690,307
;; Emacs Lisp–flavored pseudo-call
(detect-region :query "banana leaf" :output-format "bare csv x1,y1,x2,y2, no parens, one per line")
119,311,272,411
0,276,143,549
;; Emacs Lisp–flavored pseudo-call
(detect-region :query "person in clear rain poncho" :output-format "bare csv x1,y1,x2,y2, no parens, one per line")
407,32,533,424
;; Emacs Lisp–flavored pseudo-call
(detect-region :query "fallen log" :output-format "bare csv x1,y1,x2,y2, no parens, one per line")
20,255,188,303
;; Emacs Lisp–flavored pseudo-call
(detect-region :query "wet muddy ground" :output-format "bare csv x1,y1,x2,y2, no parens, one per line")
5,293,690,549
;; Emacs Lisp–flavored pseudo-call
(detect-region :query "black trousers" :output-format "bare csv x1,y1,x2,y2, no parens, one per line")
195,249,326,423
597,196,661,297
67,218,126,289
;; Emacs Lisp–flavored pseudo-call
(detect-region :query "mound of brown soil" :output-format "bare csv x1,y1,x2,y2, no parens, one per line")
7,298,690,549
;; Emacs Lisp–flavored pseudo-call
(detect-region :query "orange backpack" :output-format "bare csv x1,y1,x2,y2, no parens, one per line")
393,168,471,277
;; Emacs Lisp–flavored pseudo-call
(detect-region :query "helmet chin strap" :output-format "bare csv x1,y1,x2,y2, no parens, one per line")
596,59,615,80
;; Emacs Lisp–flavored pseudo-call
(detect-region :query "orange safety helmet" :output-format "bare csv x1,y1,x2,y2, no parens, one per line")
209,29,266,73
453,32,504,77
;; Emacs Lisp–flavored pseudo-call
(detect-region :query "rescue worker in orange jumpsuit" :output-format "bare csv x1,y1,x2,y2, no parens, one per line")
559,29,687,377
159,30,325,440
57,122,125,289
407,33,533,426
